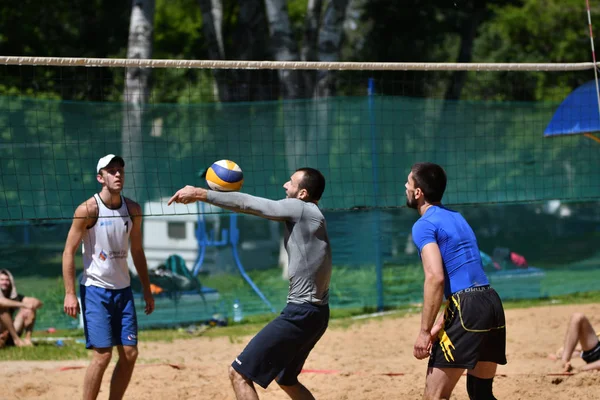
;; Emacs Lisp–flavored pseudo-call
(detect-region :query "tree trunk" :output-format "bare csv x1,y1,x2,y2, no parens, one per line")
307,0,349,169
264,0,305,99
122,0,154,203
279,237,288,279
234,0,277,101
301,0,322,94
444,0,487,100
314,0,348,98
264,0,309,275
198,0,232,101
439,0,487,168
264,0,308,168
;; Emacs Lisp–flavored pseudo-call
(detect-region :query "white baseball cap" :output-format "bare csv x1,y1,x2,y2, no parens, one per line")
96,154,125,173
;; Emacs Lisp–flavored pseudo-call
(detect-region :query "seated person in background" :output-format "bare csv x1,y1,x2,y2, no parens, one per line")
480,247,529,271
492,247,528,269
550,312,600,373
0,269,43,347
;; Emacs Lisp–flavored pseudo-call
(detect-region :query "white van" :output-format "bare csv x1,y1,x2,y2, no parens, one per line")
139,198,281,274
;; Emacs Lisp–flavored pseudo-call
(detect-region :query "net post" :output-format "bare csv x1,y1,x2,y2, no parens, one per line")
369,77,384,312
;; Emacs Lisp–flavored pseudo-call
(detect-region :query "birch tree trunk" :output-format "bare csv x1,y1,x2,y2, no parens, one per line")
264,0,305,100
197,0,231,101
264,0,307,169
314,0,348,98
307,0,348,169
440,0,487,167
122,0,154,202
235,0,276,101
301,0,322,94
444,0,487,100
264,0,306,278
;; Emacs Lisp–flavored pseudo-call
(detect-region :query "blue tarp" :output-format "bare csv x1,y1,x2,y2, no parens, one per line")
544,80,600,137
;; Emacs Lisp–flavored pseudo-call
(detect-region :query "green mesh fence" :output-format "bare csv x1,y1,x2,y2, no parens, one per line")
1,94,600,330
2,95,599,221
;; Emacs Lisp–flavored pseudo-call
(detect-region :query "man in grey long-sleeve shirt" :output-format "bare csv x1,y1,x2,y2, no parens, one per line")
169,167,331,400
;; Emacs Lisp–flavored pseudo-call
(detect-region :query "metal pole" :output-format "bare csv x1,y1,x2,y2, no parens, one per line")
368,78,384,311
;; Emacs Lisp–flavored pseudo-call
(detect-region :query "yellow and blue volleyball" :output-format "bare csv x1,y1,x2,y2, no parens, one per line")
205,160,244,192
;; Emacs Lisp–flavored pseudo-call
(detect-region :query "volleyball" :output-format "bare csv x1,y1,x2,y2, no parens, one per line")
205,160,244,192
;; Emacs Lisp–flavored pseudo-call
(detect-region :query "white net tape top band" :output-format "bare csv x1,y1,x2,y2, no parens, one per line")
0,56,596,71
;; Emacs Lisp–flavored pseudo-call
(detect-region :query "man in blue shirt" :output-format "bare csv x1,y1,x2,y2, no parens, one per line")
406,162,506,400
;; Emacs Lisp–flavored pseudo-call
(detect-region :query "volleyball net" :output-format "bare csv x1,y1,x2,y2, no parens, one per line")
1,56,600,329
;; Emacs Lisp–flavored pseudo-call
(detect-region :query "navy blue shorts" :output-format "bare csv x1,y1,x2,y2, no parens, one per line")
80,285,138,349
231,302,329,389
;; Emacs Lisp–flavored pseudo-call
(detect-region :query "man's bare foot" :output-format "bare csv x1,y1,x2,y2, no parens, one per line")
0,331,8,348
22,338,33,346
548,347,564,361
14,338,32,347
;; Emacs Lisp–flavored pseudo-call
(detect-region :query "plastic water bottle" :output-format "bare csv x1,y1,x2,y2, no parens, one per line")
232,298,243,323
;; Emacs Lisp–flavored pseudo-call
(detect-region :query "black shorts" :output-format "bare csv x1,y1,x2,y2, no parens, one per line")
429,285,507,370
231,302,329,389
582,341,600,363
5,335,15,347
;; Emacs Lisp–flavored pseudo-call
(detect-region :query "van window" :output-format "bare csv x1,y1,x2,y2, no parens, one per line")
167,222,186,239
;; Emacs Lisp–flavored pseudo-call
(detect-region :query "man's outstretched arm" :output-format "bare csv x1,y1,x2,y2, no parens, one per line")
168,186,303,221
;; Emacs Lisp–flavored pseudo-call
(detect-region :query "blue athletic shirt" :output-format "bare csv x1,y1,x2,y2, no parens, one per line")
412,205,489,298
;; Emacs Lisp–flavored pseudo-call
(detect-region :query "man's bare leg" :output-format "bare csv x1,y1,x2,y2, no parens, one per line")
229,365,259,400
0,330,9,348
19,298,40,345
423,367,464,400
12,308,35,345
83,347,113,400
561,313,598,372
0,309,25,347
279,381,316,400
108,345,138,400
468,361,497,379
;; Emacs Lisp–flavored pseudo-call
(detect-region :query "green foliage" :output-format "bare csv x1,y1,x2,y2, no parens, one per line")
0,0,130,100
155,0,204,58
477,0,589,63
149,0,215,103
0,0,596,101
288,0,310,44
469,0,593,100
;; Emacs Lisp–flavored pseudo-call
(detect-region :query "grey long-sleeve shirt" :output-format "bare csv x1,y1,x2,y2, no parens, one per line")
206,191,332,305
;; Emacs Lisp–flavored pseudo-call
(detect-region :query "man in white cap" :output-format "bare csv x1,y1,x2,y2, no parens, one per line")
62,154,155,400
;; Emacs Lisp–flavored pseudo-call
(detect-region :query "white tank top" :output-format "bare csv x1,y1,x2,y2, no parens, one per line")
80,194,132,289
